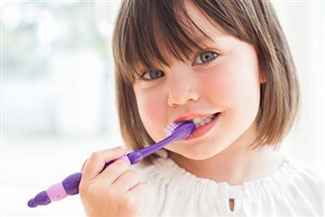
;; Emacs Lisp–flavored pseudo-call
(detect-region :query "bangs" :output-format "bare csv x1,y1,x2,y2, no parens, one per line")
114,0,212,83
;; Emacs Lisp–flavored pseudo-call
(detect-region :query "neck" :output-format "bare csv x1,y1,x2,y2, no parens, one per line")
169,144,282,185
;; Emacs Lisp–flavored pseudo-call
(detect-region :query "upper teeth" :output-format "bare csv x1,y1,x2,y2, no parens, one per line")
192,114,216,127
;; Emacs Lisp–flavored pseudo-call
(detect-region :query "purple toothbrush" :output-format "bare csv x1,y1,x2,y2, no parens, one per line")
27,121,195,208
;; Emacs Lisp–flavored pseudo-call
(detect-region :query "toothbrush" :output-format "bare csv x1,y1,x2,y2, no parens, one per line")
27,121,195,208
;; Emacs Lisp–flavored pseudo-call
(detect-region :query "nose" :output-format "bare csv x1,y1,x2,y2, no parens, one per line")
167,68,200,107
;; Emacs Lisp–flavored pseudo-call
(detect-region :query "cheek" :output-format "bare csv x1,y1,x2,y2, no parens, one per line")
134,88,168,140
138,94,164,122
201,57,261,114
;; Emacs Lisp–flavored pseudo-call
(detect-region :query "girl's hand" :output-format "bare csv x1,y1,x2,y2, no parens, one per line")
79,147,148,217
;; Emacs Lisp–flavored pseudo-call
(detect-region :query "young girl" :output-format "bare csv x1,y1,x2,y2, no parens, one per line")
79,0,323,216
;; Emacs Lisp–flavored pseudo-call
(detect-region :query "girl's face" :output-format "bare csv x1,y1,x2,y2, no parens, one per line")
133,2,263,160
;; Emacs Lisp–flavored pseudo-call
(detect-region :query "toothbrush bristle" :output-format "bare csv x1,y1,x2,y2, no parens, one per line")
165,122,180,136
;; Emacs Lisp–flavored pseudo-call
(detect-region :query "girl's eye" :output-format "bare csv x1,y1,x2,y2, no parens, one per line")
194,51,218,64
141,70,165,80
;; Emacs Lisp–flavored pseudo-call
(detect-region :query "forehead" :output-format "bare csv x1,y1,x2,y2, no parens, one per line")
184,1,225,37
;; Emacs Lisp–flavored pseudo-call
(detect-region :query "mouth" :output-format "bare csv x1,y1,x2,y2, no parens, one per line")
174,112,221,141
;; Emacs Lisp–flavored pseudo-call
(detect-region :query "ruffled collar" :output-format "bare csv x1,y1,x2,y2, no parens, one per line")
144,150,298,199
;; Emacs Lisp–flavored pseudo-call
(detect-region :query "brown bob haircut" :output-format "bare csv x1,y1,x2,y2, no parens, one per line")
112,0,299,163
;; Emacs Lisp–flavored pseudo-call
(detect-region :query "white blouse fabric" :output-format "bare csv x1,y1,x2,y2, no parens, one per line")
136,151,323,217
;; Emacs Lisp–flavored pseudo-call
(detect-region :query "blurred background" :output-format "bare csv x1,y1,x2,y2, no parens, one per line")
1,1,324,216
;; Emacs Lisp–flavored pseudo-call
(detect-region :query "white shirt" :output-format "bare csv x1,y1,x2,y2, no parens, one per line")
136,151,323,217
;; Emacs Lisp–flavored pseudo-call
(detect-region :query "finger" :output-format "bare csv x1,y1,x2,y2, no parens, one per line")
82,146,127,181
96,159,130,186
81,158,88,171
109,169,140,192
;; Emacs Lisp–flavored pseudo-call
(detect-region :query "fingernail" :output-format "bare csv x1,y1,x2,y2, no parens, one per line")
118,155,131,166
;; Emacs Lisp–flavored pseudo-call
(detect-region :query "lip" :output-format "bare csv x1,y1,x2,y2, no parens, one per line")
184,113,220,141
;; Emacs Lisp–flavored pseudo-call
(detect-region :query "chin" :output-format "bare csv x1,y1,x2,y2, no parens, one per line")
170,143,226,161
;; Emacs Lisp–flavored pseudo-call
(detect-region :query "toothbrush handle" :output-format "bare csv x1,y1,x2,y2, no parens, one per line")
27,172,83,208
28,137,171,207
28,136,173,208
27,155,132,208
28,135,173,208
